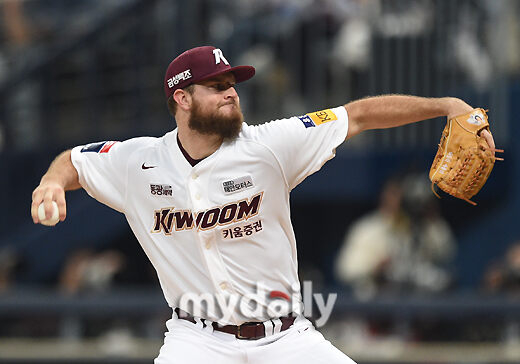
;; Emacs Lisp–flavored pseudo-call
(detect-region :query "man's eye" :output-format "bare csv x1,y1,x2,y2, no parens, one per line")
212,84,234,91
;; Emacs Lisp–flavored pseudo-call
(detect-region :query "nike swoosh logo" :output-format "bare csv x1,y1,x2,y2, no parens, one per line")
141,163,157,170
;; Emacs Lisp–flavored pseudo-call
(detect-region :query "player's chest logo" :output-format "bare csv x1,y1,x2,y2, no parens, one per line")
152,192,263,235
150,184,173,196
222,175,254,195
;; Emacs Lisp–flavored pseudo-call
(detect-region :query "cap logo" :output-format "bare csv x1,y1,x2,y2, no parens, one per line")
213,48,229,66
167,69,192,88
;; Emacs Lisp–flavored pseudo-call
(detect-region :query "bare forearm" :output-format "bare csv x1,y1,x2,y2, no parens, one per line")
347,95,449,128
345,95,473,139
31,150,80,224
41,150,81,191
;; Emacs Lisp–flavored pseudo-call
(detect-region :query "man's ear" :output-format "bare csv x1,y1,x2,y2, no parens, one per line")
173,88,192,112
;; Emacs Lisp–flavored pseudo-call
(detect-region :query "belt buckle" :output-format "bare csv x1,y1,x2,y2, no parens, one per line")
236,324,246,339
236,322,262,340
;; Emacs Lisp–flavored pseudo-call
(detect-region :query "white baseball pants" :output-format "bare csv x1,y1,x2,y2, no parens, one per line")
154,315,356,364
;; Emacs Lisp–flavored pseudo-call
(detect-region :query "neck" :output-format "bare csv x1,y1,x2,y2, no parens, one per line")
177,125,223,160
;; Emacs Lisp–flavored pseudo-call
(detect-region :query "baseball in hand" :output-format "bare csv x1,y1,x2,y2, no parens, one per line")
38,201,60,226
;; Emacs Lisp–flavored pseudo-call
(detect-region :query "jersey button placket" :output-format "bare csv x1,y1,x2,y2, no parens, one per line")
189,168,236,309
199,231,235,300
188,169,203,208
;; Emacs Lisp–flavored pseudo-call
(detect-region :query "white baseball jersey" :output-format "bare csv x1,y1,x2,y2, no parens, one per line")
71,106,348,325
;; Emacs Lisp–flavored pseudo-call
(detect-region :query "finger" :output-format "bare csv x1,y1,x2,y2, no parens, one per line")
43,190,55,220
480,129,496,150
31,188,44,223
55,188,67,221
479,129,496,158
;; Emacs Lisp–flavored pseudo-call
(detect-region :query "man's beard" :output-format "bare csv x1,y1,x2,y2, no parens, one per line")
188,98,244,140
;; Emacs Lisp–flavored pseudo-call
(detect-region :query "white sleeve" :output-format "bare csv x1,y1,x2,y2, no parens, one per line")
71,140,131,213
250,106,348,190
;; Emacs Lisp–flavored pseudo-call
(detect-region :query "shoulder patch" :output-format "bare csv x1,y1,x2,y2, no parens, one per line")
298,109,337,128
81,141,119,153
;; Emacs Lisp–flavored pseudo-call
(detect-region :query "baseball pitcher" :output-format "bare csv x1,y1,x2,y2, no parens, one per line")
31,46,499,363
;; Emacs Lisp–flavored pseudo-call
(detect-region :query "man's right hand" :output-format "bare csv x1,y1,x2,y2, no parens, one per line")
31,181,67,224
30,150,81,224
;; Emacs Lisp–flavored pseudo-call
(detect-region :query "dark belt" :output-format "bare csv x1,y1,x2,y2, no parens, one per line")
174,308,296,340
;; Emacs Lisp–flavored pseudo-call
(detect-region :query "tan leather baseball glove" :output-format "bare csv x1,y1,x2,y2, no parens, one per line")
429,108,503,205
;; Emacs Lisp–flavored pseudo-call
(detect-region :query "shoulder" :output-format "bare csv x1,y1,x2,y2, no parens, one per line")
74,135,166,162
241,106,348,136
237,106,348,145
121,135,164,148
119,133,176,162
233,119,298,153
106,136,164,159
238,116,300,139
79,135,161,150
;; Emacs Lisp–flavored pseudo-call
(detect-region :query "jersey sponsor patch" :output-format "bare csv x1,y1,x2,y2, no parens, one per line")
298,109,337,128
167,69,192,88
150,184,172,196
221,219,263,240
222,175,254,195
81,141,119,153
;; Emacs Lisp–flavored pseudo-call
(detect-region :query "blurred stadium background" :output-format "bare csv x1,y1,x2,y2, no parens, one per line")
0,0,519,363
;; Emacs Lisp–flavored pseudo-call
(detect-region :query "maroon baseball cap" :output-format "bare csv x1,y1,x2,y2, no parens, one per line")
164,46,255,99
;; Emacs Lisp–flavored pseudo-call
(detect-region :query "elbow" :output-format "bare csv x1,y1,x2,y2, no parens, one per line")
344,103,367,139
63,149,82,191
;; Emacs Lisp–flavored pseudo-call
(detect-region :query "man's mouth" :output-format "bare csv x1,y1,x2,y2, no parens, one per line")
220,102,236,108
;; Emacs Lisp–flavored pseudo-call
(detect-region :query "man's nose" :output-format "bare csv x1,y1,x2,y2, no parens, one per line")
225,86,238,99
